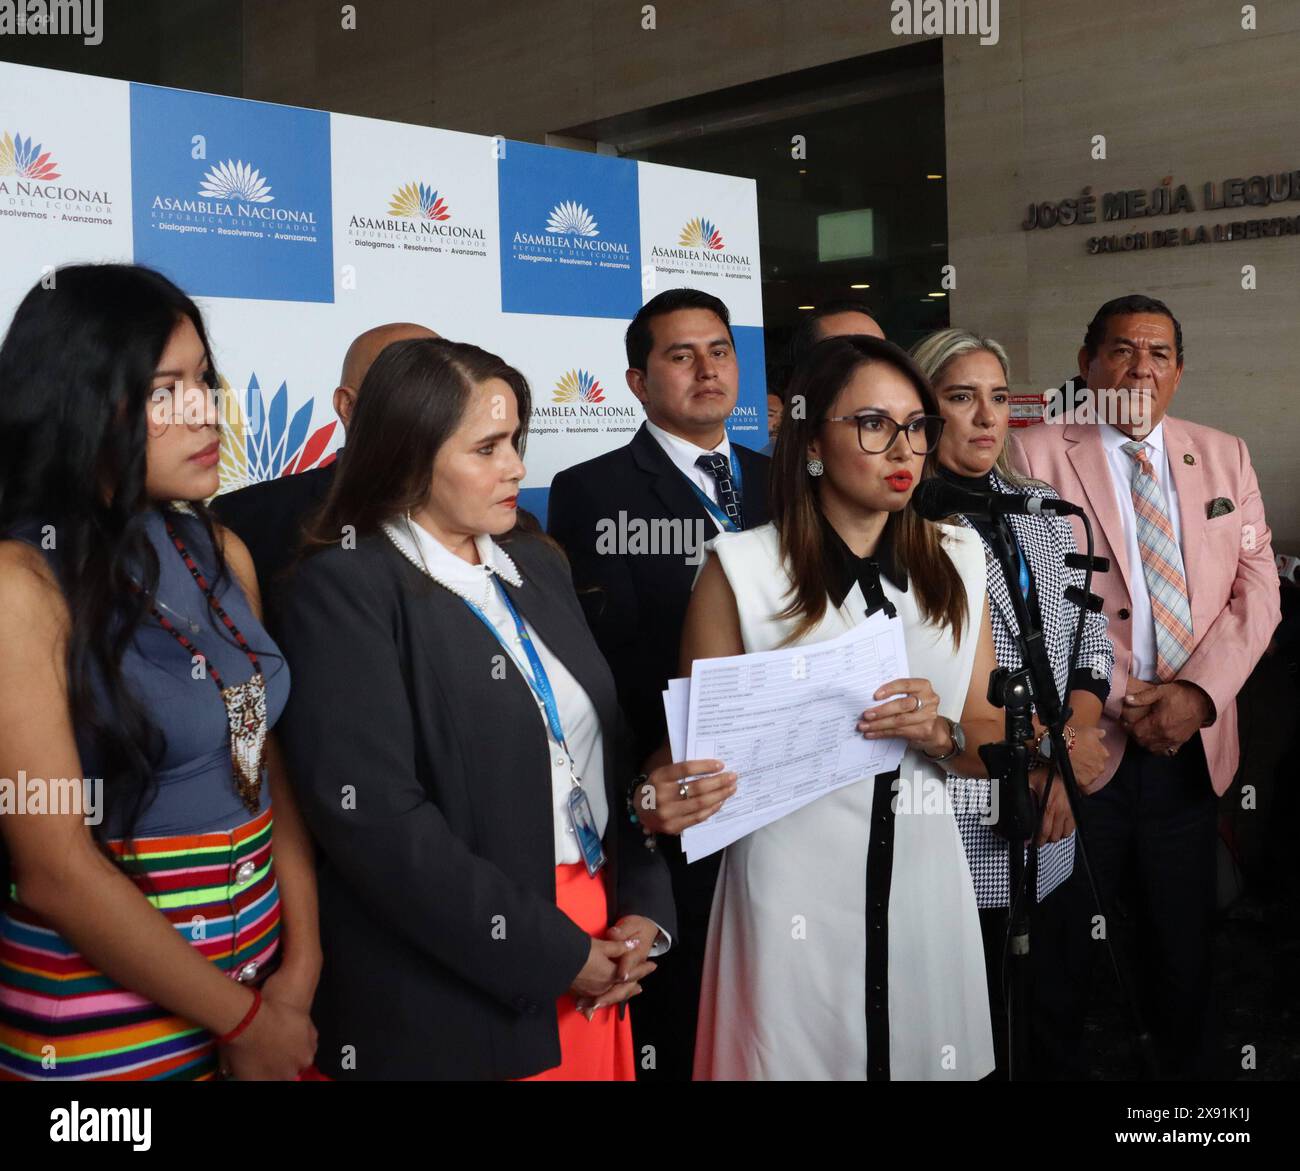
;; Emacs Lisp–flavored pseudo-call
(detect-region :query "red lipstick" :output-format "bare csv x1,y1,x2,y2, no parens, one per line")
885,471,913,492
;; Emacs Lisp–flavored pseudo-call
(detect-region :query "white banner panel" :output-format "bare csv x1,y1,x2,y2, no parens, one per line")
489,312,640,490
0,62,133,324
330,113,501,342
637,159,764,326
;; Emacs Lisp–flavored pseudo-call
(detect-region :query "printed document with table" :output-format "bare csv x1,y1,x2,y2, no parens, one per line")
663,610,910,862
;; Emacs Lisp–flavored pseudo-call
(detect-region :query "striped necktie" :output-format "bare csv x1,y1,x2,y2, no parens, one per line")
1121,440,1194,680
695,451,743,528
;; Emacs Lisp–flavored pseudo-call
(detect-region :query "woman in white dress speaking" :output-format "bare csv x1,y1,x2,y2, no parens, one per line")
672,334,1006,1080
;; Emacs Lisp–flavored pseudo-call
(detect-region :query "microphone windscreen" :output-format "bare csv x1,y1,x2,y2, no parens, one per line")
909,476,989,521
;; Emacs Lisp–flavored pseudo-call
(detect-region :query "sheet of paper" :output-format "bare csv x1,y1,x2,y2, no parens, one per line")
681,611,910,862
662,678,690,763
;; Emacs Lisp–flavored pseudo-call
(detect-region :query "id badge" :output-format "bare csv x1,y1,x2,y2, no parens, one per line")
567,783,607,877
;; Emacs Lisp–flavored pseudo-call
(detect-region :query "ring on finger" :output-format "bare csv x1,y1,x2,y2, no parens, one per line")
678,783,690,800
913,694,923,713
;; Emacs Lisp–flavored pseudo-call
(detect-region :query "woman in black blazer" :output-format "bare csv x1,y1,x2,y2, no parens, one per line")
276,338,695,1080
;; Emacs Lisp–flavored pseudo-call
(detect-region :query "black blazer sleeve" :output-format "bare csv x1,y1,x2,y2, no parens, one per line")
276,548,591,1012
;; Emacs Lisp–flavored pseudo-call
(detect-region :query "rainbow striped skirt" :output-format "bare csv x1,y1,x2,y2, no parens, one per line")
0,805,281,1080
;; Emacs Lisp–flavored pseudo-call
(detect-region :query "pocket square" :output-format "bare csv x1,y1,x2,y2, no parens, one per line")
1206,497,1235,519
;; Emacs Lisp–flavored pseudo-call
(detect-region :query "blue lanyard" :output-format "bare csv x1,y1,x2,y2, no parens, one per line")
690,447,744,532
460,573,605,875
1016,545,1031,601
461,578,568,753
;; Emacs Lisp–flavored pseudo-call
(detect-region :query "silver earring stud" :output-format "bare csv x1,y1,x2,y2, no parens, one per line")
807,458,824,477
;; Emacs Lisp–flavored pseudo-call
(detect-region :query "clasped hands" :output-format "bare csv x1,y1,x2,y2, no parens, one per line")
570,915,661,1020
1120,678,1212,758
219,954,320,1081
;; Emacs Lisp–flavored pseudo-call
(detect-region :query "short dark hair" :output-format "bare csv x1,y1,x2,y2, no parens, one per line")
1083,294,1183,362
625,288,734,370
789,299,881,366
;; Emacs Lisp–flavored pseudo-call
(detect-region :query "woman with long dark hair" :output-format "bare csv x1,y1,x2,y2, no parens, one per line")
275,337,684,1080
674,335,1004,1079
0,264,319,1080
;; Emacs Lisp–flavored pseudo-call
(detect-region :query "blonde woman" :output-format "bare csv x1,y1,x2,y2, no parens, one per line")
912,328,1115,1079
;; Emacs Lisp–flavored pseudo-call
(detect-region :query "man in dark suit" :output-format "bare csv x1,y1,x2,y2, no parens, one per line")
212,321,439,613
547,287,771,1080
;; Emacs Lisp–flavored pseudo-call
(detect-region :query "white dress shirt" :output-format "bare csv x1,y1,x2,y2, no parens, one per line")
644,418,734,532
1101,421,1189,683
384,518,608,865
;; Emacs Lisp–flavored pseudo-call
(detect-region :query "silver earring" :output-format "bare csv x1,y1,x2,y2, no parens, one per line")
807,458,824,477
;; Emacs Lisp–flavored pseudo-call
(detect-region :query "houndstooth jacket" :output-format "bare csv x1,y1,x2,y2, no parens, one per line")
949,469,1116,909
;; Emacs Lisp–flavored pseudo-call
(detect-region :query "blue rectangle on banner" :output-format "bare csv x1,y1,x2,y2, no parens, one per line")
499,141,640,319
518,486,551,531
726,324,768,446
129,85,333,302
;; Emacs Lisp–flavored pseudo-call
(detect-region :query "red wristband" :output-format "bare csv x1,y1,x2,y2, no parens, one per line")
218,988,262,1045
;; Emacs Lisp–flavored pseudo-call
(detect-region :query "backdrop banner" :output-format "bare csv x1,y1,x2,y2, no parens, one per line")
0,62,766,525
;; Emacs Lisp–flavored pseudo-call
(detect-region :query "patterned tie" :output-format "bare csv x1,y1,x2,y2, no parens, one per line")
1122,440,1194,680
695,451,743,528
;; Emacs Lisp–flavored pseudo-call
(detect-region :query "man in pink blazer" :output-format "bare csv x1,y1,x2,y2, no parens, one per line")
1012,294,1280,1079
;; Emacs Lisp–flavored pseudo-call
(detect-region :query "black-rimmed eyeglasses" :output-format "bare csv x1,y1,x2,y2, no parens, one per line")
822,413,945,455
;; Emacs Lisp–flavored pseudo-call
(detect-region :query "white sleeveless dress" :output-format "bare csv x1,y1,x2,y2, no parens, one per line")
692,522,995,1081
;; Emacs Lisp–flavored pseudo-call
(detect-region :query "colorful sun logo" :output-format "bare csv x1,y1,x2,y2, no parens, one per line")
678,217,724,250
0,131,61,180
218,374,338,494
199,159,274,203
546,200,598,237
388,181,451,220
552,369,606,404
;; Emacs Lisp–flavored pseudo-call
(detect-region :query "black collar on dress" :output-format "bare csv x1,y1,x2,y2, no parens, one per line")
936,463,994,494
936,464,1000,545
821,513,907,613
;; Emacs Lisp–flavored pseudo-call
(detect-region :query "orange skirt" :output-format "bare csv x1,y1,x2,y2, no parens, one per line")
519,862,635,1082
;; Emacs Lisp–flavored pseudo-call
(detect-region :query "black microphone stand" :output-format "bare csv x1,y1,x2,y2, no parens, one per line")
977,511,1156,1080
977,662,1037,1080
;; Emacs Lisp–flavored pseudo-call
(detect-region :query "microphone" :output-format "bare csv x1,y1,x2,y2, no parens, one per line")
910,477,1085,521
